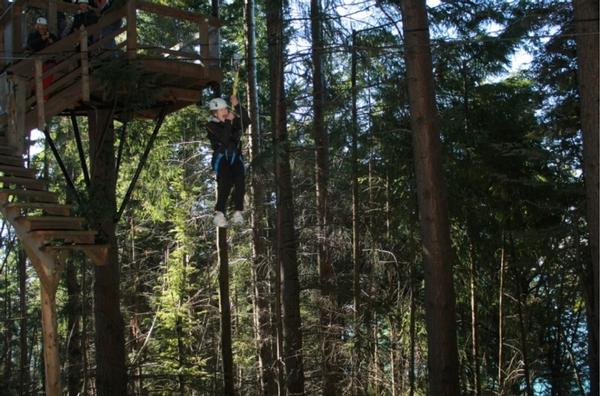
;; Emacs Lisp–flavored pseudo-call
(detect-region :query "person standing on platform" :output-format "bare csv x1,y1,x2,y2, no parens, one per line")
26,17,58,101
26,17,58,52
70,0,99,43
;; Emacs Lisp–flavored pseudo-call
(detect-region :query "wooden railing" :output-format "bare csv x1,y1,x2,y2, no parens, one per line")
1,0,222,68
133,1,221,65
0,0,222,154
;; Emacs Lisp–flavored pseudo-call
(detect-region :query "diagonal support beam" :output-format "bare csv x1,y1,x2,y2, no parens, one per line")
115,121,129,178
42,127,85,208
70,113,91,190
115,108,167,223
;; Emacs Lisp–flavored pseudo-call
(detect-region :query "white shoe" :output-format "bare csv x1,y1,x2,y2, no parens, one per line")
231,210,244,225
213,211,228,228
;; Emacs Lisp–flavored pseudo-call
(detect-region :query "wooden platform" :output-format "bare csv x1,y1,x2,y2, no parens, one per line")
1,0,223,131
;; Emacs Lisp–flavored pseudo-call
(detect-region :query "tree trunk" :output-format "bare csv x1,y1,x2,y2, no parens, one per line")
18,247,29,395
176,314,185,395
310,0,337,394
217,228,235,396
81,253,90,395
65,258,82,396
397,0,460,394
266,0,305,392
88,109,127,395
390,316,399,396
372,316,380,395
211,0,222,97
464,60,480,396
244,0,277,392
350,30,362,396
469,250,480,396
3,248,13,389
408,259,416,396
573,1,599,394
508,234,532,396
515,274,532,396
64,157,83,396
498,243,505,394
516,291,533,396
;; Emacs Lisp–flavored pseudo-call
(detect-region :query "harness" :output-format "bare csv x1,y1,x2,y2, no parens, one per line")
208,117,245,175
212,150,244,174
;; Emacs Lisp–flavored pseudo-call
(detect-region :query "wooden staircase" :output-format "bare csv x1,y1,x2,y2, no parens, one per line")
0,134,108,396
0,135,108,267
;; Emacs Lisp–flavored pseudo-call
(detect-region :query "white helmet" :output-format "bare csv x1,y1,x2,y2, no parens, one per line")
36,17,48,25
208,98,228,111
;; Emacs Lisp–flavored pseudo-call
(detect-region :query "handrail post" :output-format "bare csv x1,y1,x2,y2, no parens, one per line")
207,21,220,68
34,58,46,130
48,0,58,36
14,76,26,155
6,77,17,149
199,18,208,61
11,5,22,54
80,28,90,102
126,0,137,59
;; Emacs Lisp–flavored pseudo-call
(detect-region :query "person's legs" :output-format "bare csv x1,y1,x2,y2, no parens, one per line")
232,159,245,211
215,161,234,213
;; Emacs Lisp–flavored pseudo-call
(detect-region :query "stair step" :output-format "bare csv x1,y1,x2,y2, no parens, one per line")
0,154,23,167
16,216,84,231
0,176,47,191
29,230,97,244
3,202,73,216
0,189,58,203
0,164,36,178
0,146,21,156
41,244,108,266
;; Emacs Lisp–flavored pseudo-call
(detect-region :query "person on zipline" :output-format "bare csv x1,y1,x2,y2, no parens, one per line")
206,95,249,228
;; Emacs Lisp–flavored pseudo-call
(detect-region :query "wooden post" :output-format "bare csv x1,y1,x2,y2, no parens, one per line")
126,0,137,59
25,251,65,396
0,11,5,69
6,78,17,148
199,19,209,62
34,59,46,130
80,29,90,102
15,76,27,155
12,5,22,54
207,22,220,68
48,0,58,36
40,280,62,396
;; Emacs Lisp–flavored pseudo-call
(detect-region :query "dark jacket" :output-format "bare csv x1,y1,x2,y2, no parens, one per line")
206,104,249,173
26,30,58,52
70,9,99,34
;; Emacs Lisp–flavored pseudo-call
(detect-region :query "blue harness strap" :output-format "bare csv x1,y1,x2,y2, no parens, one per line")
213,151,245,175
212,152,224,173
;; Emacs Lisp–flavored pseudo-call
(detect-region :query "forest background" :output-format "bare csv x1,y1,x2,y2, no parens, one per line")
0,0,597,395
